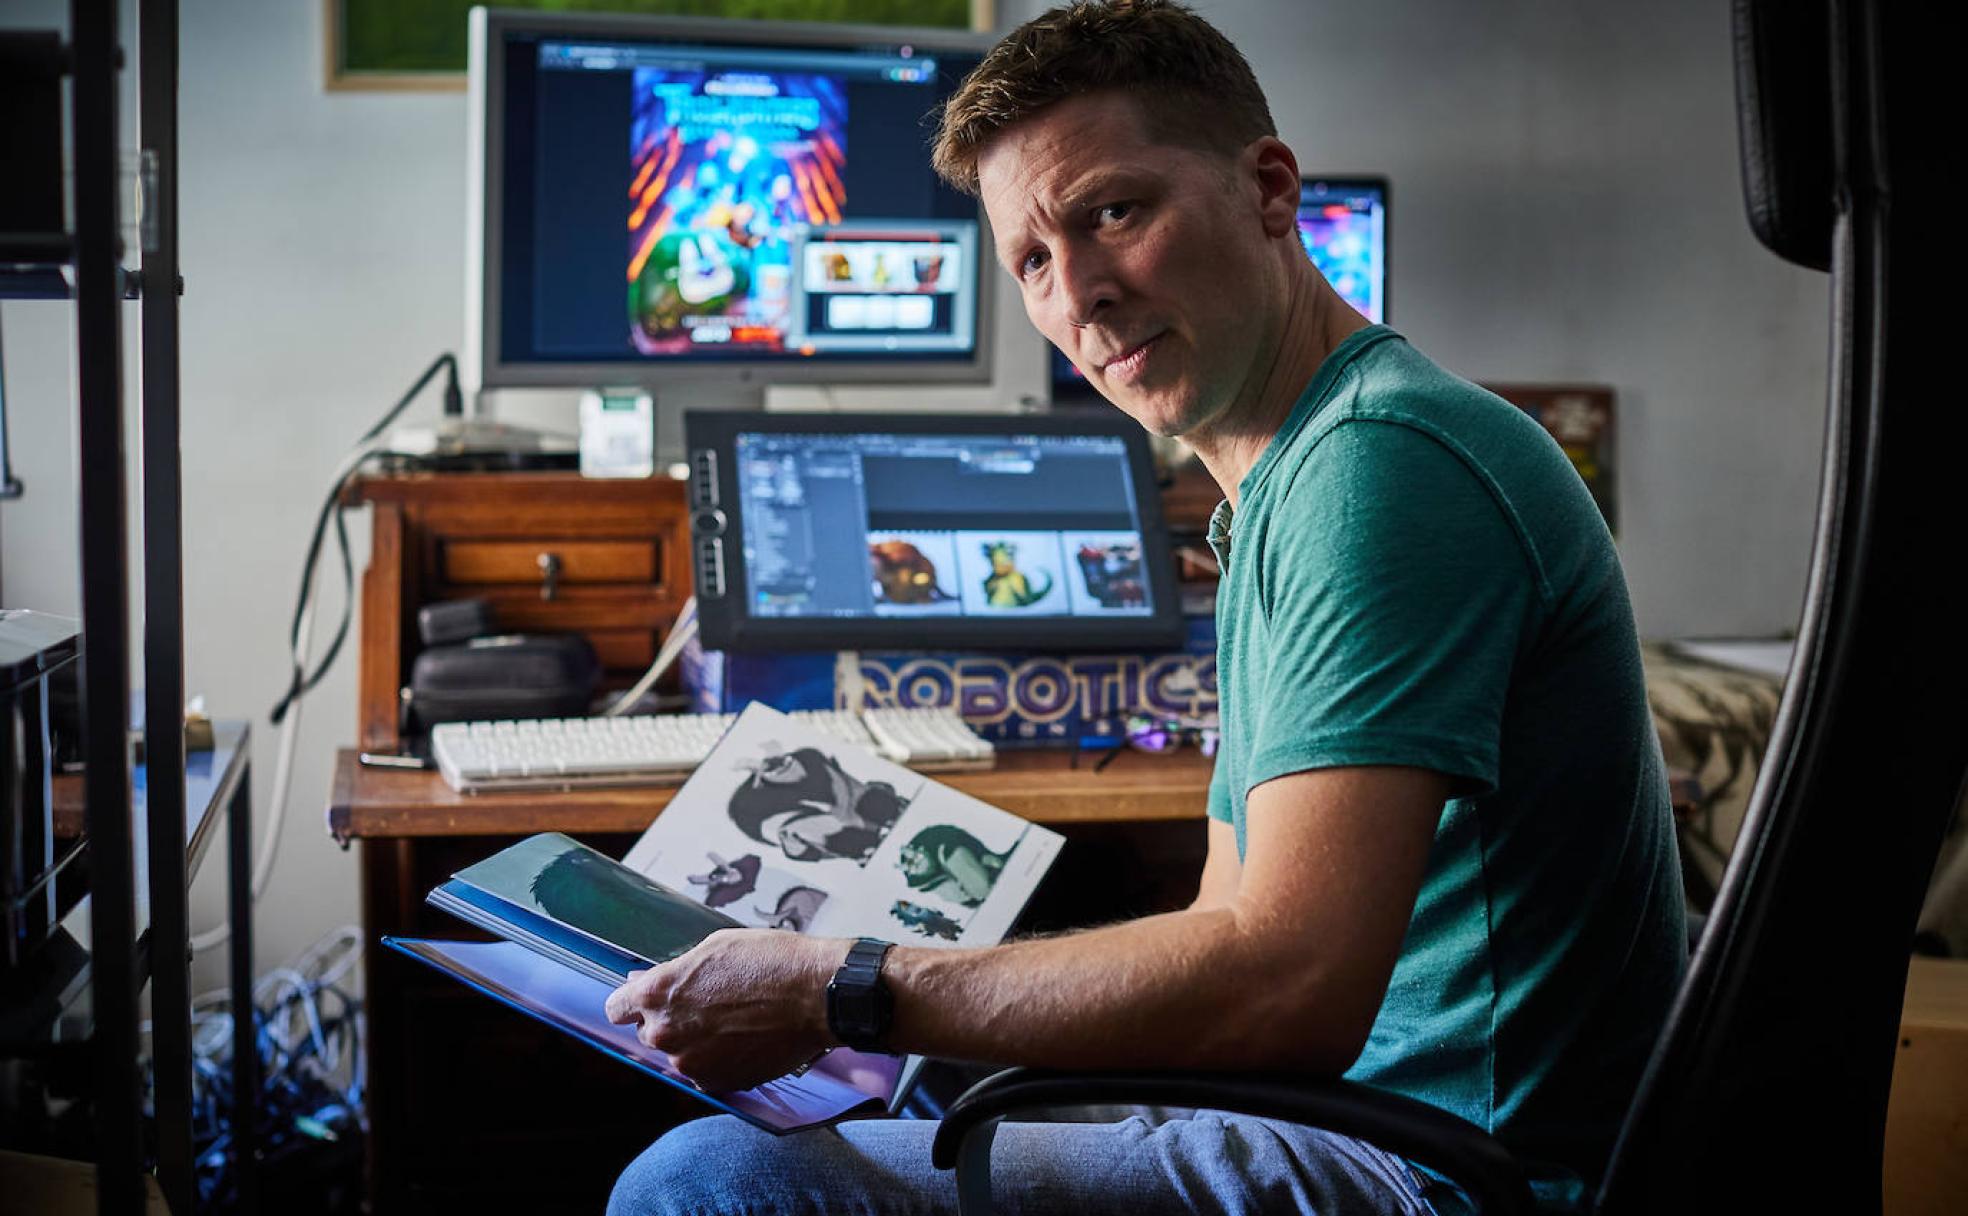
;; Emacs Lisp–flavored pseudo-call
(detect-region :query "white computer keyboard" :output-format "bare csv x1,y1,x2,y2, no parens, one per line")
429,707,994,794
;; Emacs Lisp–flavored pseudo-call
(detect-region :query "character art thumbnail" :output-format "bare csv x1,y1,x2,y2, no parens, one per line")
870,538,957,606
1075,540,1147,609
981,541,1052,608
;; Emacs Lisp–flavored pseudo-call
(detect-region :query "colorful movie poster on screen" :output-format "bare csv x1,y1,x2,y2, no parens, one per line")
627,68,847,355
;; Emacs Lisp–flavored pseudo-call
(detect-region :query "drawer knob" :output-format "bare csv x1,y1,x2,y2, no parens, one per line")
537,551,562,601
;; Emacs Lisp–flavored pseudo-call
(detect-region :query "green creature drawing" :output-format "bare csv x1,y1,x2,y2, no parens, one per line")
981,541,1052,607
528,847,729,965
898,824,1021,908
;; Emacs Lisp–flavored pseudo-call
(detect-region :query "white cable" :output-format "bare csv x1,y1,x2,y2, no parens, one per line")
185,925,363,1063
188,600,306,953
604,614,695,716
191,445,379,952
292,923,363,989
177,925,367,1130
603,595,698,716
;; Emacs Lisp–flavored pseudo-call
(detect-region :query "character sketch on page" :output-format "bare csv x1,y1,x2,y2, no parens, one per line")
889,898,964,941
752,885,829,932
684,850,830,931
685,852,763,909
897,824,1027,908
620,703,1066,949
726,743,918,865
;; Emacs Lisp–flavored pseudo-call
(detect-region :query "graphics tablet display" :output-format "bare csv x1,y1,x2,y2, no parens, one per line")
686,412,1183,651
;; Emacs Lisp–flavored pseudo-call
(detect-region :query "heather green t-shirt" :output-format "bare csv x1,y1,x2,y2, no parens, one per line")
1205,326,1686,1209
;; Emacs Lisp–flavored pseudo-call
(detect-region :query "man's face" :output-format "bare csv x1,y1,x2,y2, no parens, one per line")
977,92,1285,439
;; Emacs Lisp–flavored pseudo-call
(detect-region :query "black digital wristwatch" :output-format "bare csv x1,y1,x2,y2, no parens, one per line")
825,937,896,1052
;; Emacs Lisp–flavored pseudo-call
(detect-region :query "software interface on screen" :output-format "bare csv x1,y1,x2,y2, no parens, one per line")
1052,177,1387,398
734,431,1158,622
497,33,982,367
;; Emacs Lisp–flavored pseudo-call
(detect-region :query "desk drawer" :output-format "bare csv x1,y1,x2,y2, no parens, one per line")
441,539,658,587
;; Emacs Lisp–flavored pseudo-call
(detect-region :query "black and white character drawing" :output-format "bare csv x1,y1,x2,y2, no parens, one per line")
753,885,829,932
727,746,910,865
684,852,762,909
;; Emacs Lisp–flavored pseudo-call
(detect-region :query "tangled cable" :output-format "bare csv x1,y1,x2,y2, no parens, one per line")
143,925,366,1208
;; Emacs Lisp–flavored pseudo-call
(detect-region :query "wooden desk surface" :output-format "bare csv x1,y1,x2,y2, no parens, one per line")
328,746,1214,842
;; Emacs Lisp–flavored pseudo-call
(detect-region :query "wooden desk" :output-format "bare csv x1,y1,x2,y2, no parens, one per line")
334,746,1213,1214
329,744,1214,840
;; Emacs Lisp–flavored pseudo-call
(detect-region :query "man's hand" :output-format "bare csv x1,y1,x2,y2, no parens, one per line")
604,928,841,1093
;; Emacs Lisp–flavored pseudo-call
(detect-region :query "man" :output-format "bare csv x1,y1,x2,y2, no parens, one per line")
607,3,1685,1213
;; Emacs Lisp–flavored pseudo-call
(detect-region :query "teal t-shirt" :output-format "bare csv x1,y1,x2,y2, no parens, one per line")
1205,326,1686,1208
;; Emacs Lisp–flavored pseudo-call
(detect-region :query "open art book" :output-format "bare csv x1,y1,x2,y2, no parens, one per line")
385,702,1064,1134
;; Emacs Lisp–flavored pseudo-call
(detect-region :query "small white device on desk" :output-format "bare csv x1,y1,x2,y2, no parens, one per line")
430,707,994,794
577,388,655,479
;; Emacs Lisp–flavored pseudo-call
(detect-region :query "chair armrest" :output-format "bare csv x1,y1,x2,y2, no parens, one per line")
930,1067,1535,1216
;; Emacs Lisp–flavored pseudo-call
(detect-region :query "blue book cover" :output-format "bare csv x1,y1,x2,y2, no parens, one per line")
383,937,897,1134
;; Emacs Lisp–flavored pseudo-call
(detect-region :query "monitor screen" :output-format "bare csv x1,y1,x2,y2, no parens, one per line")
686,411,1184,652
1051,174,1388,402
1297,177,1388,324
469,11,991,392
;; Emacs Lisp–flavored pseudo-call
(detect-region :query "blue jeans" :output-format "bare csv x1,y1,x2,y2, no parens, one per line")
608,1108,1441,1216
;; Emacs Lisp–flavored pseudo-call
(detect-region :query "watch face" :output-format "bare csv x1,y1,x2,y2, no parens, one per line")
834,985,877,1028
829,939,894,1047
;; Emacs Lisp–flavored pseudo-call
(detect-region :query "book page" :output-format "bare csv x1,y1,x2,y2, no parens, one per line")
452,832,739,966
622,703,1062,948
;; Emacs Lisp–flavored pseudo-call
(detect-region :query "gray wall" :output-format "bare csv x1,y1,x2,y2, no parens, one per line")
1165,0,1830,634
1,0,1827,981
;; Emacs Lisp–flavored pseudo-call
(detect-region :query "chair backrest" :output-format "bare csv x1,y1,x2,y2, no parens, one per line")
1597,3,1960,1211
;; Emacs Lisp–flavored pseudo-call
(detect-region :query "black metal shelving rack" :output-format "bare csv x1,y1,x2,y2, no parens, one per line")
2,2,258,1212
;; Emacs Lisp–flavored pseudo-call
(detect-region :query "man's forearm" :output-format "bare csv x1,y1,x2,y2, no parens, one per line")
877,902,1366,1075
613,769,1438,1094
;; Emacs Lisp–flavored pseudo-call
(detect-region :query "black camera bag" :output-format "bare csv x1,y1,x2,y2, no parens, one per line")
408,633,600,729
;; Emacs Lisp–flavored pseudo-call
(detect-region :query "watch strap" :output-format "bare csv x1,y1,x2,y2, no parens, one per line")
827,937,896,1052
839,936,893,976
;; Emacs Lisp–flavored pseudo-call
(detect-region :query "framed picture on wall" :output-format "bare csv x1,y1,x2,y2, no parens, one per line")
1485,384,1619,535
324,0,989,91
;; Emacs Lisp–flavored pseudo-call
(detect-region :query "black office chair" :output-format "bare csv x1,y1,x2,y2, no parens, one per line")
931,2,1959,1211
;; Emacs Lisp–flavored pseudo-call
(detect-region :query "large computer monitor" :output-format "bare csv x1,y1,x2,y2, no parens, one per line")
686,411,1184,652
465,10,992,424
1052,174,1389,403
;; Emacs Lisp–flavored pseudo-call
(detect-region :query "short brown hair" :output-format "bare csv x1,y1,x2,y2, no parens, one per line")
931,0,1276,195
